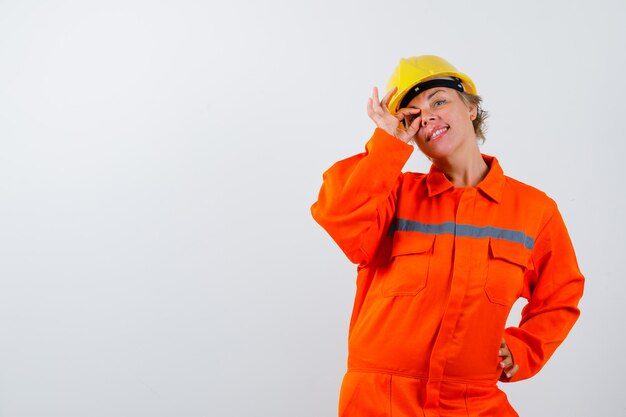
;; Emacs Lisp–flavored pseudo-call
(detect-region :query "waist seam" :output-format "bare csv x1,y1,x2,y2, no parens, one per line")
347,367,498,386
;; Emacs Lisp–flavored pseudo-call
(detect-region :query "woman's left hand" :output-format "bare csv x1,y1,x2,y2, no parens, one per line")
499,338,519,379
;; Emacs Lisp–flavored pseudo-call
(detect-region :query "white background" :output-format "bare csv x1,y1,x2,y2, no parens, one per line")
0,0,624,416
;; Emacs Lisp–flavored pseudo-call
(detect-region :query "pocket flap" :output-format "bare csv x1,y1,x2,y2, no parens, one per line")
489,238,530,268
391,232,435,257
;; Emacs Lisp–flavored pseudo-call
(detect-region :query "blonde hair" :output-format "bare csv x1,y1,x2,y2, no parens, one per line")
458,91,488,143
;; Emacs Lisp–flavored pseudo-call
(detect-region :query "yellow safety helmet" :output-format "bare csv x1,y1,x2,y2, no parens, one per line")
386,55,477,114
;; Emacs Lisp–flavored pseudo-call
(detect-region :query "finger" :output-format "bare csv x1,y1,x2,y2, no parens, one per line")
499,339,509,357
367,96,392,129
396,108,421,127
396,108,421,117
405,116,422,138
367,98,382,121
499,356,513,369
396,110,420,126
369,87,387,117
381,86,398,108
503,364,519,379
372,87,380,105
368,102,386,124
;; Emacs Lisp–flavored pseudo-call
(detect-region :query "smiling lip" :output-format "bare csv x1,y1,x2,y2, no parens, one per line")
427,126,449,142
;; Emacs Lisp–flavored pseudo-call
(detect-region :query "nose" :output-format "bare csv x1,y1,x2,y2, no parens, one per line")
420,110,436,127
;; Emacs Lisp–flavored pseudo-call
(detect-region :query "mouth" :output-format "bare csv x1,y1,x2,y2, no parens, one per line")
427,126,449,142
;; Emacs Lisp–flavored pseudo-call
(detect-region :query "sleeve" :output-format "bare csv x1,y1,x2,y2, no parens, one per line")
501,203,585,382
310,128,413,266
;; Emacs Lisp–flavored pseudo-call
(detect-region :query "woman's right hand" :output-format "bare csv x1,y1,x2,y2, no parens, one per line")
367,86,422,143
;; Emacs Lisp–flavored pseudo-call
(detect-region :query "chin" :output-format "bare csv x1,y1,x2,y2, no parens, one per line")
418,144,454,161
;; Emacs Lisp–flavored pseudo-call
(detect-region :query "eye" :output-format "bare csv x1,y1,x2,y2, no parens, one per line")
433,99,446,107
405,113,418,126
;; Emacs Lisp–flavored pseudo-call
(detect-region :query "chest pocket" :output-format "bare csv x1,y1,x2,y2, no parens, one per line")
485,238,529,307
381,232,435,297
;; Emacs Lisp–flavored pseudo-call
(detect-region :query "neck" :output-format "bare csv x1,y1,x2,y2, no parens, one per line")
433,148,489,188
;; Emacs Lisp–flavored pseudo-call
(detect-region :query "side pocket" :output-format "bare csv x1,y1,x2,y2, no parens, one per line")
485,238,529,307
381,232,435,297
339,372,391,417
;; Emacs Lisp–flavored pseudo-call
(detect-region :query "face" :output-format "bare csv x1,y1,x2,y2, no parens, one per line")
403,87,478,161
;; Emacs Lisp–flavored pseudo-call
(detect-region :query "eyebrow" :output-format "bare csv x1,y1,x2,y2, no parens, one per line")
406,89,446,108
427,89,445,100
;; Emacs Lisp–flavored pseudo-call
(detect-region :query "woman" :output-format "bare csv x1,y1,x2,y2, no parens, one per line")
311,55,584,416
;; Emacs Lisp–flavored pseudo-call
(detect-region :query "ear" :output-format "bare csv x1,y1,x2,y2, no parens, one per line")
469,104,478,121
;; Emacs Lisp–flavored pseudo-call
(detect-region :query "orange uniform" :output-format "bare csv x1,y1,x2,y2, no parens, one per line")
311,129,584,417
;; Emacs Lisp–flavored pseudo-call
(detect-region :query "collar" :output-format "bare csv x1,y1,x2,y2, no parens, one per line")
426,154,505,203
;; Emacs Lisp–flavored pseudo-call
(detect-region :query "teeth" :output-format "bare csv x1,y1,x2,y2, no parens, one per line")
430,127,447,140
